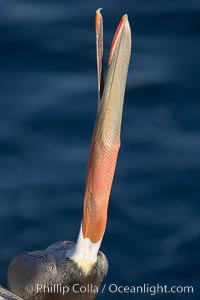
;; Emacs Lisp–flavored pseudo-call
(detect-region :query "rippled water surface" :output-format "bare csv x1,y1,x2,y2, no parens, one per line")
0,1,200,299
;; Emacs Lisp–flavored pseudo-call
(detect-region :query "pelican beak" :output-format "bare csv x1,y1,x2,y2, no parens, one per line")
82,9,131,244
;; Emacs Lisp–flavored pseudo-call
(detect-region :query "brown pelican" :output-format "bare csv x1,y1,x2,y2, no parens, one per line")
6,9,131,300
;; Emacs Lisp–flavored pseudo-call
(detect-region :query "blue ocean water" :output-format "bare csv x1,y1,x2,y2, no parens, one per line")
0,0,200,299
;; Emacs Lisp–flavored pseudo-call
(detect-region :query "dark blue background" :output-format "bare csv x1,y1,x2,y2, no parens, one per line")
0,1,200,299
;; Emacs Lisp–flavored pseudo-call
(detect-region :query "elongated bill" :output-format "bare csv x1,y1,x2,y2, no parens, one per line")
96,8,104,108
82,11,131,243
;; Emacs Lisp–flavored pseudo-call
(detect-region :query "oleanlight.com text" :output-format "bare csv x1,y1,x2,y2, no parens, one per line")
102,283,194,295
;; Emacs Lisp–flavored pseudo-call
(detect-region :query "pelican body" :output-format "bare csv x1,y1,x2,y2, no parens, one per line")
5,9,131,300
0,286,23,300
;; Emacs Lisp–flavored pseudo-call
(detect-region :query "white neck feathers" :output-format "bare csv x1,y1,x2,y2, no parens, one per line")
68,225,102,275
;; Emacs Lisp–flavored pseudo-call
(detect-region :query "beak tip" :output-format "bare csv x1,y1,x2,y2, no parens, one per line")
96,8,103,15
123,14,128,19
108,12,131,65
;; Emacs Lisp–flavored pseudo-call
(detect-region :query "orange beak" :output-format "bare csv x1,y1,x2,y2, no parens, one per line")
82,9,131,243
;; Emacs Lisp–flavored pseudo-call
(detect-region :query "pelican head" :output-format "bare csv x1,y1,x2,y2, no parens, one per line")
7,9,131,300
